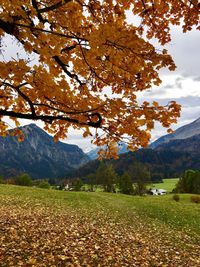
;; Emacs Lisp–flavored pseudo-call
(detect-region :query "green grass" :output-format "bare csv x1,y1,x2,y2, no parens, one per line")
150,178,179,192
0,184,199,266
0,184,199,236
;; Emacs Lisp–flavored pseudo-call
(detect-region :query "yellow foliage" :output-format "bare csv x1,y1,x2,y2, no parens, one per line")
0,0,199,157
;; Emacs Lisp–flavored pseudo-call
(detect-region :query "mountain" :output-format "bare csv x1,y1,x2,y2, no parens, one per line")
72,118,200,180
0,124,89,179
151,117,200,149
155,133,200,153
87,143,128,160
88,117,200,159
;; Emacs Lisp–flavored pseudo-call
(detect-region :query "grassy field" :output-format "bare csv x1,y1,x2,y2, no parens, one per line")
0,185,199,266
87,178,179,193
150,178,179,192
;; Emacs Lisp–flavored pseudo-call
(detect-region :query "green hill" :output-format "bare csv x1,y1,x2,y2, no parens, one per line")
0,185,199,266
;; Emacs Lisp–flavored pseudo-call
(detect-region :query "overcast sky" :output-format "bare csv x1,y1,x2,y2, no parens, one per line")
140,26,200,140
1,21,200,152
66,25,200,151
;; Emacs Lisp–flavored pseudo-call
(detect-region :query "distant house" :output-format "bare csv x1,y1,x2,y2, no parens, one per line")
64,184,70,191
150,189,167,195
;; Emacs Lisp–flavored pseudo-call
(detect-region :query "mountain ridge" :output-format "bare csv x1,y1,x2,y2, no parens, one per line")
75,117,200,179
87,117,200,159
71,134,200,181
150,117,200,148
0,124,89,179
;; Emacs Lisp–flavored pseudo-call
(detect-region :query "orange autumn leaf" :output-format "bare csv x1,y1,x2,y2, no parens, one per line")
0,0,199,157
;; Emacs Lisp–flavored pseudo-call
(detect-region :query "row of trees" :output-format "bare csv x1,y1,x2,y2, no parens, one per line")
0,173,51,189
86,161,151,195
85,164,200,195
175,170,200,194
1,168,199,195
0,173,85,192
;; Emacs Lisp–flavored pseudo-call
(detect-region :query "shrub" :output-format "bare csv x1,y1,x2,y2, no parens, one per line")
191,195,200,204
172,194,180,202
16,173,32,186
38,180,50,189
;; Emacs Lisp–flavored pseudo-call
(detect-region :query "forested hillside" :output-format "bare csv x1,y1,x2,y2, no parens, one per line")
71,148,200,181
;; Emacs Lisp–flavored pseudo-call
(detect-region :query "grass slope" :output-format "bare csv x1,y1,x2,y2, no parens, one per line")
0,185,199,266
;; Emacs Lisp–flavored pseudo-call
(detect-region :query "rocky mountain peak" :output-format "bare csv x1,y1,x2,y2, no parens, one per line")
0,124,89,179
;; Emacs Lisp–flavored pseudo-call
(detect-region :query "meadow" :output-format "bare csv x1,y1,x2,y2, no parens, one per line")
150,178,179,192
0,184,199,266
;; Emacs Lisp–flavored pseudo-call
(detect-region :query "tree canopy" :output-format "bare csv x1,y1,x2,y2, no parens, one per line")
175,169,200,194
0,1,199,157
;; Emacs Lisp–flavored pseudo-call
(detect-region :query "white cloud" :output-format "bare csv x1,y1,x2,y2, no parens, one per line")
140,75,200,99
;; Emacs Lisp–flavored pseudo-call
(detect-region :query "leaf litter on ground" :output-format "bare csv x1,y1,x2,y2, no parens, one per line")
0,187,199,266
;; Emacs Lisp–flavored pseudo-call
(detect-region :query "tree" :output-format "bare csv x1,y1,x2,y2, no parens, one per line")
96,161,117,192
118,172,134,195
128,162,151,195
175,170,200,194
0,1,199,157
15,173,32,186
86,173,96,191
72,178,83,191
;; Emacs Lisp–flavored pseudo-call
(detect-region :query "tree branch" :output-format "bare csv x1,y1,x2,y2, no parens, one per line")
31,0,47,23
11,22,87,41
0,109,102,127
38,0,72,13
53,56,85,85
44,96,105,114
2,82,36,116
0,19,15,35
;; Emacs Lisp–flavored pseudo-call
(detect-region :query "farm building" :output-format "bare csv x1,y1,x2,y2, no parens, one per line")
150,189,167,195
